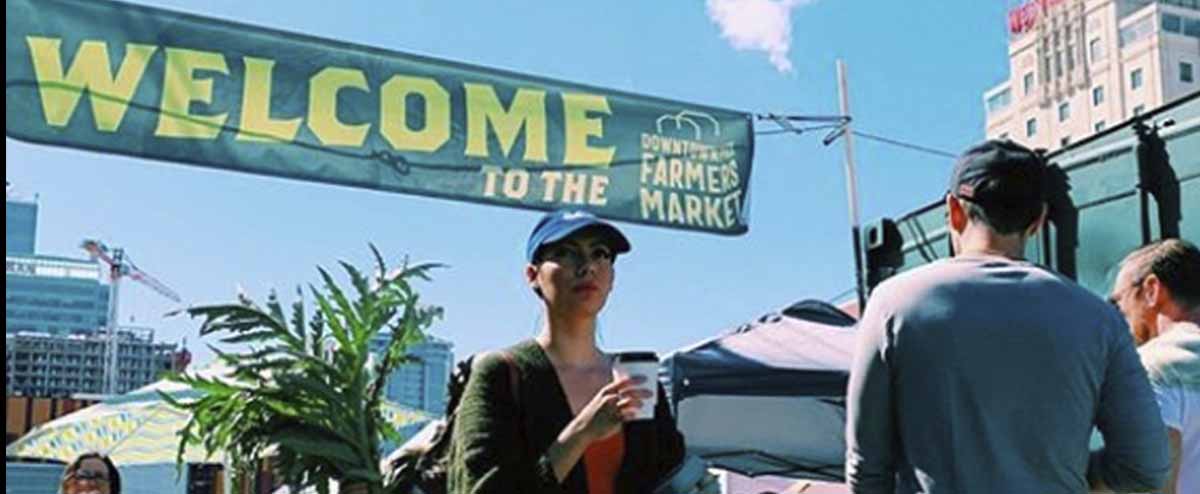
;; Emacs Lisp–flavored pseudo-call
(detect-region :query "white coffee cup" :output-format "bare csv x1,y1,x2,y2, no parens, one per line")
612,351,659,421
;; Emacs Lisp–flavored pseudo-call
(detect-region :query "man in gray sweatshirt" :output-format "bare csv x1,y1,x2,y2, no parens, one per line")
845,140,1169,493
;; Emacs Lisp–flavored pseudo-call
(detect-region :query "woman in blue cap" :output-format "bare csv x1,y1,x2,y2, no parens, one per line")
448,209,685,494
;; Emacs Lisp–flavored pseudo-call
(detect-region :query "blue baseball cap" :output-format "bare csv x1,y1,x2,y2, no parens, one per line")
526,210,631,263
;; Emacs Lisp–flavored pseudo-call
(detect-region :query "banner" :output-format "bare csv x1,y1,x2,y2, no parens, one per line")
6,0,755,235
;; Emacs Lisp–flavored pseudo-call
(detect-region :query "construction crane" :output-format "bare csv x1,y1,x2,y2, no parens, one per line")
81,239,182,396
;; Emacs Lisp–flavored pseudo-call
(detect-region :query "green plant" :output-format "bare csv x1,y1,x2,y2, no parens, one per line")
163,247,444,494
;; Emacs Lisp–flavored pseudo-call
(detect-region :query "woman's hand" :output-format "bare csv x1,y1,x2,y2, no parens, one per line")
547,375,655,482
573,375,654,442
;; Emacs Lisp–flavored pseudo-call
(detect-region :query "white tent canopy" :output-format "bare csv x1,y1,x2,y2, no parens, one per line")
6,365,225,465
7,364,431,466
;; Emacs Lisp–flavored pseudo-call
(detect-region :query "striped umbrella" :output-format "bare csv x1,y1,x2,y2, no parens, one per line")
7,367,432,465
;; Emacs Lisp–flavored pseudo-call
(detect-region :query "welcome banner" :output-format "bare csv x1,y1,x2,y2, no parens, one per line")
6,0,755,235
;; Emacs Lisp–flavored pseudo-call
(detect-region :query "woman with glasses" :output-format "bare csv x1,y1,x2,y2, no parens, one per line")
448,209,685,494
60,452,121,494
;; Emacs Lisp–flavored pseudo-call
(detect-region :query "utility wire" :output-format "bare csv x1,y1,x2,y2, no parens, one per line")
755,113,956,160
755,124,843,136
850,130,958,159
755,114,850,123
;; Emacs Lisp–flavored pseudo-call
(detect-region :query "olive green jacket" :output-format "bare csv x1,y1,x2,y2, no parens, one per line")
448,340,685,494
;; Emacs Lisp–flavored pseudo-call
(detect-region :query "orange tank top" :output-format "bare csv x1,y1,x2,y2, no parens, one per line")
583,431,625,494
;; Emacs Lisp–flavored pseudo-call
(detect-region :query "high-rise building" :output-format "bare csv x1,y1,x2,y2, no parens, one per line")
985,0,1200,151
6,327,177,397
6,196,110,337
370,334,454,415
6,254,111,336
6,197,38,255
5,193,182,399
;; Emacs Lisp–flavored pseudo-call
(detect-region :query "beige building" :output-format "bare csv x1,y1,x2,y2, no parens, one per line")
985,0,1200,151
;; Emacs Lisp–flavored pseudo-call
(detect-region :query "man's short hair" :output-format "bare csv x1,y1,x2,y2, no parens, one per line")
949,140,1048,235
1121,239,1200,310
960,199,1045,235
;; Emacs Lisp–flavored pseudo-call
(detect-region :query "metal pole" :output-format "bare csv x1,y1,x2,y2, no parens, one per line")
106,250,123,396
837,60,868,311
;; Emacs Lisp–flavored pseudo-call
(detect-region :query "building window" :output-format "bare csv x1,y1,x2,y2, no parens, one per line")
1183,62,1195,83
1120,16,1155,47
1188,18,1200,38
1026,118,1038,137
1163,13,1183,34
1059,102,1071,122
1131,68,1144,90
1090,38,1104,62
1041,50,1052,87
986,88,1013,114
1093,86,1105,106
1133,105,1145,117
1024,72,1035,96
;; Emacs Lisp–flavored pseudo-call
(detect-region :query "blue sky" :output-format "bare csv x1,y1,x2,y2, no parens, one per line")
6,0,1013,365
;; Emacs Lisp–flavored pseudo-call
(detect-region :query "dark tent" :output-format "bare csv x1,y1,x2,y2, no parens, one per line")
664,300,856,482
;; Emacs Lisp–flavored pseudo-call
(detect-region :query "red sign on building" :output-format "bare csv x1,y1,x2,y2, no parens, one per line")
1008,0,1068,35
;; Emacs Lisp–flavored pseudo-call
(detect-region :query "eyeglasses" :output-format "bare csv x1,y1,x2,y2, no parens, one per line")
538,245,614,268
67,470,110,483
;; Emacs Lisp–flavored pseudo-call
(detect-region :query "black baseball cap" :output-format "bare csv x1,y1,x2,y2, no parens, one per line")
949,140,1048,207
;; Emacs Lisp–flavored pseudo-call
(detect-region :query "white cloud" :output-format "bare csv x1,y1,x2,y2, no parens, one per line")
706,0,813,73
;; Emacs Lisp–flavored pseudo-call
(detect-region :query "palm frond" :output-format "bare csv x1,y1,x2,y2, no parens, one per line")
165,247,444,492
